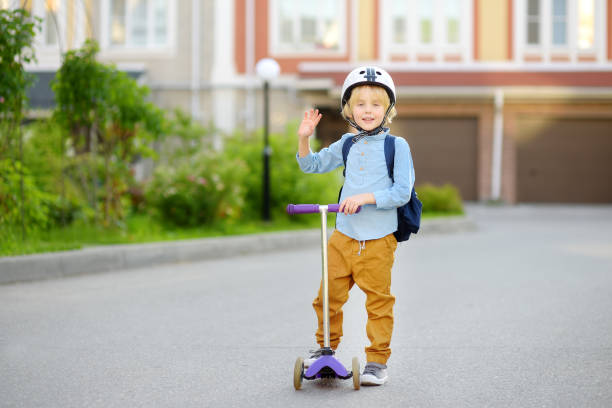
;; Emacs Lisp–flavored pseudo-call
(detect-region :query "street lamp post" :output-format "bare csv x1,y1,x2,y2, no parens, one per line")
255,58,280,222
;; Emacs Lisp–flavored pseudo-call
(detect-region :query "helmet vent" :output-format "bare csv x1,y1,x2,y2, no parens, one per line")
359,70,365,74
376,71,382,75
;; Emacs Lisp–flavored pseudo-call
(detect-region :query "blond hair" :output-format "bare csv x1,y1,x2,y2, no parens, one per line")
341,85,397,127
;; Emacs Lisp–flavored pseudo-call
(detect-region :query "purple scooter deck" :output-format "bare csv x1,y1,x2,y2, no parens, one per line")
304,355,351,379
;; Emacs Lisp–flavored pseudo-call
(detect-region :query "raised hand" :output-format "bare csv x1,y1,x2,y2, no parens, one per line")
297,109,322,139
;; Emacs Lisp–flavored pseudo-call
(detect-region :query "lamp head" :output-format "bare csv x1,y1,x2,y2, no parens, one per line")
256,58,280,81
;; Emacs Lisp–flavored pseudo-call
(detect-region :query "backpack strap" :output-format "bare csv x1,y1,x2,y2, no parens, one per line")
384,134,395,182
337,136,354,207
341,136,353,177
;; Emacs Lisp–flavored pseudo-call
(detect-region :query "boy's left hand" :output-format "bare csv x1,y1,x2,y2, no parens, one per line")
339,193,376,215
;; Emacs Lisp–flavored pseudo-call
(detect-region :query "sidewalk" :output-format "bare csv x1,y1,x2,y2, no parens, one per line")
0,216,475,285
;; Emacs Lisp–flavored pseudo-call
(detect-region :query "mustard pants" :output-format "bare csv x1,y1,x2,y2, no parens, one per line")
313,230,397,365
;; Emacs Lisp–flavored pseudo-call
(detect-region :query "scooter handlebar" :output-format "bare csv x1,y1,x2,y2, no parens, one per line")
286,204,361,215
286,204,320,214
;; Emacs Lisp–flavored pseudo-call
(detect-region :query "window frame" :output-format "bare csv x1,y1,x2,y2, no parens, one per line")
269,0,347,57
515,0,606,63
551,0,568,46
31,0,67,51
382,0,473,63
526,0,541,45
100,0,176,53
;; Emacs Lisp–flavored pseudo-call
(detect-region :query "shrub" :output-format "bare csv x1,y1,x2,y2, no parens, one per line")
0,159,54,232
145,122,342,226
145,150,248,227
416,183,464,214
22,120,88,226
52,40,166,226
222,123,342,222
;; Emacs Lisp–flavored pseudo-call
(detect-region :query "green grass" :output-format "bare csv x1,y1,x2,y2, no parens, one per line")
0,213,327,257
1,210,464,257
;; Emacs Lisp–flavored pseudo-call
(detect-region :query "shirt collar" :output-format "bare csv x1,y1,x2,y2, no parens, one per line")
363,127,389,141
350,127,389,143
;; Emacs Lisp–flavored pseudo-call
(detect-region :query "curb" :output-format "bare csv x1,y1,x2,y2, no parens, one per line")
0,216,476,285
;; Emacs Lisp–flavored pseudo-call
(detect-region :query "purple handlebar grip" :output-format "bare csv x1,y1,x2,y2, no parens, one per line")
328,204,361,213
286,204,361,215
327,204,340,213
286,204,320,215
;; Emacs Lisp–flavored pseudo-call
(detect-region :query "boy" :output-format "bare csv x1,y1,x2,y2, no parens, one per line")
296,67,415,385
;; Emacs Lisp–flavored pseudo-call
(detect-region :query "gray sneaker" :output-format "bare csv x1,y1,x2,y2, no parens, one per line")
304,348,334,368
361,362,388,385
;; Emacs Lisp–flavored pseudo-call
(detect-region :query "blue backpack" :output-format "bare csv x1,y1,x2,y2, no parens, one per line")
340,134,422,242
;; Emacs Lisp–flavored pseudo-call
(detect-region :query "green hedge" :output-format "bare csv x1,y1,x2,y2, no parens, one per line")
417,183,464,214
145,123,343,227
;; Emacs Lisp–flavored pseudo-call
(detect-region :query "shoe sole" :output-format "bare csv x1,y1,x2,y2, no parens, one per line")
360,373,388,386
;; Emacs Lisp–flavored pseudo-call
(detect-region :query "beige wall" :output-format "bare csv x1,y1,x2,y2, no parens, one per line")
357,0,376,61
478,0,509,61
95,0,214,86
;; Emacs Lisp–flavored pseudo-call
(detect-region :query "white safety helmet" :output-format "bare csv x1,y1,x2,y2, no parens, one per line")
340,66,396,133
340,66,396,110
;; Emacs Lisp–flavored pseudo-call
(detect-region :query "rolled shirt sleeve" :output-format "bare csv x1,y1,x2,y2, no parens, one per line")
373,137,415,209
296,134,351,174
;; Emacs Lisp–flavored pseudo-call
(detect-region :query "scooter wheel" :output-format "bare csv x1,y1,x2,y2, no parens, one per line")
294,357,304,390
352,357,360,390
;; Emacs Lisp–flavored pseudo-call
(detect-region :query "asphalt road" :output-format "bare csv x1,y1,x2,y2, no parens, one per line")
1,205,612,407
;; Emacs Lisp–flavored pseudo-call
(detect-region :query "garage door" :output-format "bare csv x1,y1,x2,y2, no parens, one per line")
516,118,612,203
393,117,478,201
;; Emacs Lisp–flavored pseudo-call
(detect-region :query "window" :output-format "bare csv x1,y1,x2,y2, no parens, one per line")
445,0,461,44
392,0,407,44
27,0,66,49
518,0,604,62
418,0,433,44
527,0,540,45
107,0,169,48
578,0,594,49
387,0,472,62
272,0,345,54
552,0,567,45
44,0,62,46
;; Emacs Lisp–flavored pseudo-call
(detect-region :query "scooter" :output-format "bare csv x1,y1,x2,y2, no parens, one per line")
286,203,361,390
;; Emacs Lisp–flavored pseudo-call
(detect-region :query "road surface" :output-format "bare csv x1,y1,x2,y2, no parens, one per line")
1,205,611,407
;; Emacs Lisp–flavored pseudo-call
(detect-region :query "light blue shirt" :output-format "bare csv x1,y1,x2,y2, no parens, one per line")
297,129,415,241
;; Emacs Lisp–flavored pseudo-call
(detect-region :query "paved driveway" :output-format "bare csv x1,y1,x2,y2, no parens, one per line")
1,205,611,407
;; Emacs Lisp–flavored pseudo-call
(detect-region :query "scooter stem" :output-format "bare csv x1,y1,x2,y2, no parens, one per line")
319,206,331,348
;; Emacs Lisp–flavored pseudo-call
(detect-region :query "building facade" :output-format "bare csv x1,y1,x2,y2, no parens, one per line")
8,0,612,203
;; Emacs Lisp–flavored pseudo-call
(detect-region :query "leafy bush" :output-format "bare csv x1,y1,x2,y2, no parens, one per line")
416,183,464,214
0,8,40,158
223,123,342,222
163,108,214,163
52,40,166,226
22,120,89,225
145,122,342,226
145,150,248,227
0,159,54,232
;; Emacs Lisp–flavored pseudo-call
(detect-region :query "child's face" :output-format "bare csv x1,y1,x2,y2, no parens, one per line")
349,87,387,131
